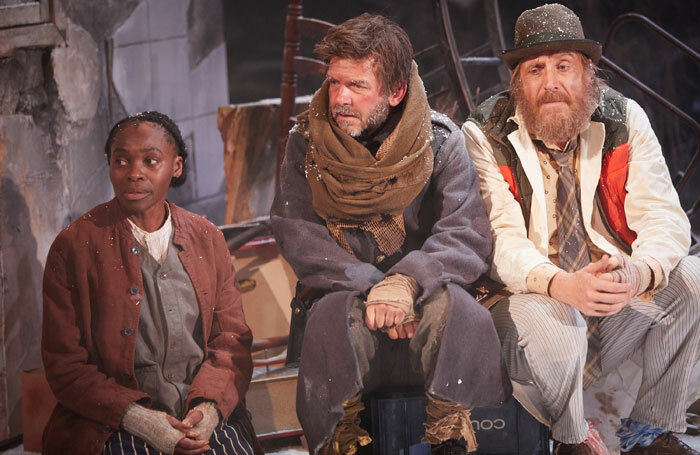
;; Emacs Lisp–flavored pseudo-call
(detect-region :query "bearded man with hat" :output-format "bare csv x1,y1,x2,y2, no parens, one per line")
272,12,511,455
462,3,700,455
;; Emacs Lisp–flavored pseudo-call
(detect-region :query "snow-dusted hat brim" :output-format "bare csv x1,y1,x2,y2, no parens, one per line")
501,4,602,70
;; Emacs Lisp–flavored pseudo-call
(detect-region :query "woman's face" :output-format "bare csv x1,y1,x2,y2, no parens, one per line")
108,121,182,219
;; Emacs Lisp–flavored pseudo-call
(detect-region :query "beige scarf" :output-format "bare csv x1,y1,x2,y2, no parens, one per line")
297,61,433,256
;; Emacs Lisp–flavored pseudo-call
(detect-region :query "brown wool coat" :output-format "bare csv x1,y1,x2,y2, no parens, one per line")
41,199,255,455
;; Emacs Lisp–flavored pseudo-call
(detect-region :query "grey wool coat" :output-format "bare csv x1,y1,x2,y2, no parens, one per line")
271,111,511,453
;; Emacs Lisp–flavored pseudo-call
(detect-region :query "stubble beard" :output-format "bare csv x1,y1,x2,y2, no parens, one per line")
331,97,390,138
513,70,599,146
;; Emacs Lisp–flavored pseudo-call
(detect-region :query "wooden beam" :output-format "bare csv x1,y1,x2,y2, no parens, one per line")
0,22,63,57
0,3,42,28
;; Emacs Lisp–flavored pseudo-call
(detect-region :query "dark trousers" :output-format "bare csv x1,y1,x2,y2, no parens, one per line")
348,287,450,392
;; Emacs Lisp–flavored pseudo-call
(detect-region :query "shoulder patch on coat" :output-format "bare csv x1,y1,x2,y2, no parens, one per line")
591,87,629,152
430,110,458,133
591,87,627,125
468,91,517,139
429,110,456,157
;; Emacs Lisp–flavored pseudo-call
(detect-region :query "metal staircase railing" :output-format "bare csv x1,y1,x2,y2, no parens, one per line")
599,13,700,223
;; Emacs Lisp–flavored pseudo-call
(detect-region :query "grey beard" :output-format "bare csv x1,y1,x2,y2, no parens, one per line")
515,80,599,146
334,99,390,138
358,99,390,137
522,101,594,145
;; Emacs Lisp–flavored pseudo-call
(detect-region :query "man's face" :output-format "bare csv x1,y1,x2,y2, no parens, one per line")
327,57,402,138
516,51,594,145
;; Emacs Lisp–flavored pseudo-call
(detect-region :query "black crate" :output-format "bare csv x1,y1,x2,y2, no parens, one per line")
364,392,550,455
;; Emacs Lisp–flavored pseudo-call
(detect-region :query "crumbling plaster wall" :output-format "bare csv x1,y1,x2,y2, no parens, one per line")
0,0,228,440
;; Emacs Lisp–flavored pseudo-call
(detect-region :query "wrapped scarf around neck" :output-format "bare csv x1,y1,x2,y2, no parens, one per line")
296,61,433,256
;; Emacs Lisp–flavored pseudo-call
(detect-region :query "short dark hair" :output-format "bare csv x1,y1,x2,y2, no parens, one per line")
314,13,413,94
104,111,188,188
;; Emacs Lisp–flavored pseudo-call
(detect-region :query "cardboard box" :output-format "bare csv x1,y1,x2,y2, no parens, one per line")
231,241,297,340
248,365,301,437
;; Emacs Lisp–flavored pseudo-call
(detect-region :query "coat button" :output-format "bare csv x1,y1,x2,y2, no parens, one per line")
376,254,386,263
129,286,139,295
159,272,168,279
122,327,133,336
102,425,111,433
131,246,139,254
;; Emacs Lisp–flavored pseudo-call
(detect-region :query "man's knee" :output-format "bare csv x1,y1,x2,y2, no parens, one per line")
671,255,700,295
422,285,494,325
492,294,588,353
665,255,700,318
346,296,373,346
416,285,490,342
418,286,450,330
304,293,375,360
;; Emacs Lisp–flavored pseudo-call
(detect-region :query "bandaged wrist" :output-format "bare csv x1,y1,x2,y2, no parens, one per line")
189,401,220,442
121,403,183,454
632,260,652,296
366,274,420,315
609,255,642,296
402,305,419,324
642,256,665,290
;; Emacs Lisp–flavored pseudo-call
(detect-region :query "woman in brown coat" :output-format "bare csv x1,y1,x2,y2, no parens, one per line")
42,112,260,455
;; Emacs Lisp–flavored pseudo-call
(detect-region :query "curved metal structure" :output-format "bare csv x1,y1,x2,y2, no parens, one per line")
600,13,700,220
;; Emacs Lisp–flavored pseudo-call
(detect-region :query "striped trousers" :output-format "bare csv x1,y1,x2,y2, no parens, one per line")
102,414,256,455
490,255,700,444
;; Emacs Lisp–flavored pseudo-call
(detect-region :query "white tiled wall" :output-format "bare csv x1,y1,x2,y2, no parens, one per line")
147,0,188,42
190,44,227,117
112,1,150,48
150,37,192,120
112,43,153,114
110,0,228,209
191,112,223,197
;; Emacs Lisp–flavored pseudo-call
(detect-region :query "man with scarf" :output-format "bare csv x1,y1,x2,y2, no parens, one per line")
462,4,700,455
271,13,511,455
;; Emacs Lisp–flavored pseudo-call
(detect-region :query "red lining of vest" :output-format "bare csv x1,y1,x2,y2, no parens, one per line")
498,165,521,203
598,143,637,246
497,144,636,247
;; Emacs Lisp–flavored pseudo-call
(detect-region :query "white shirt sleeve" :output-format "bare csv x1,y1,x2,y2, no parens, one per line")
624,98,690,288
462,120,553,292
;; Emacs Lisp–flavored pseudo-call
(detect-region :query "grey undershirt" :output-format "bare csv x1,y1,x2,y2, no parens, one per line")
133,235,204,417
